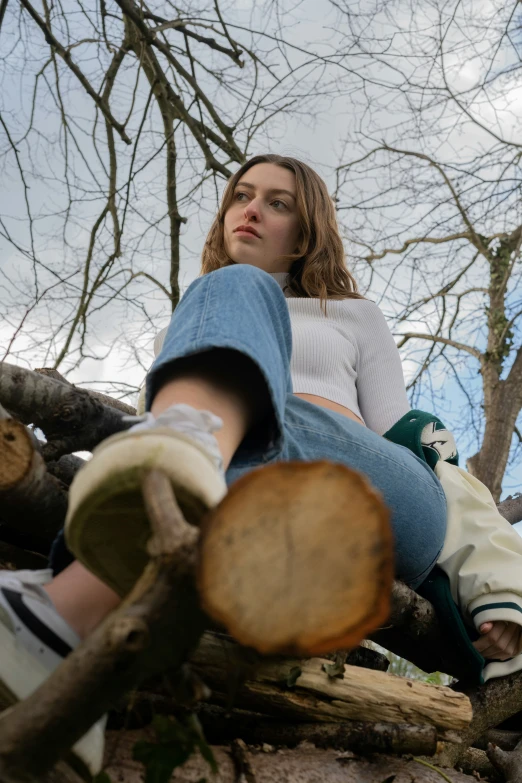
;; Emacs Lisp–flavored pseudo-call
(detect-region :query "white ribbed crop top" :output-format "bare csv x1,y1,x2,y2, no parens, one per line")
267,272,410,435
152,270,411,437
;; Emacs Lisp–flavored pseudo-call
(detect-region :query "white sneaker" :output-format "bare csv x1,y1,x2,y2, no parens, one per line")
65,404,228,597
0,569,106,776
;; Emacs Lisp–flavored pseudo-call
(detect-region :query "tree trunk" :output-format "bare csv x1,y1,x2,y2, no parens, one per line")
467,238,522,501
467,381,518,502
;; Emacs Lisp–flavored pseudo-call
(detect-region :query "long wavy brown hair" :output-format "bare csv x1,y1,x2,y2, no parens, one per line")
200,154,363,313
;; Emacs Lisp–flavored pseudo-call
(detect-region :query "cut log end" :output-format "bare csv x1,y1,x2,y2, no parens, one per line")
197,460,394,656
0,420,34,491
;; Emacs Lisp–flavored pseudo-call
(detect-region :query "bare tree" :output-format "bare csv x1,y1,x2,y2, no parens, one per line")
4,3,522,781
331,0,522,500
0,0,333,386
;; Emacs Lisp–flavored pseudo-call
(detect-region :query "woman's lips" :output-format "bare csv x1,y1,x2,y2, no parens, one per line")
234,229,261,238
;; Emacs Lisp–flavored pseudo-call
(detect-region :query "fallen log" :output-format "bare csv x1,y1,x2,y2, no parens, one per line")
0,361,130,460
34,367,136,416
198,460,394,656
334,642,390,672
475,728,522,751
0,460,398,781
0,410,69,540
457,747,501,781
196,703,440,756
189,632,472,732
46,455,86,487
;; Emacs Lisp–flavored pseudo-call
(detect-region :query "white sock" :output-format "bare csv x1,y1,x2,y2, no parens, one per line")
123,403,225,473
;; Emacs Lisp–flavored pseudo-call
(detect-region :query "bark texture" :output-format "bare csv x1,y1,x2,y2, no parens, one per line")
466,233,522,502
0,362,129,459
34,367,136,416
475,728,522,751
487,737,522,783
196,704,439,756
497,494,522,525
457,747,501,781
435,668,522,769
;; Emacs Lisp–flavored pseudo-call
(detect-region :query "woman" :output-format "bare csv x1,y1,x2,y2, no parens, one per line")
1,154,522,774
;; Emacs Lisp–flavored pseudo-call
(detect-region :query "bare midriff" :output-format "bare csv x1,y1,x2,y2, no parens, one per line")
294,393,365,426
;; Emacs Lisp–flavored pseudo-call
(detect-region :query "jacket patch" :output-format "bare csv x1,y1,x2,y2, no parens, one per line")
420,422,458,464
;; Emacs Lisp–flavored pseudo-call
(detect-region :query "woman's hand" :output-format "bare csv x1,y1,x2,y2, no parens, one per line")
472,621,522,660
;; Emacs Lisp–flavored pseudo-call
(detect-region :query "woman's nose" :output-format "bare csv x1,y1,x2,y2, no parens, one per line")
244,199,261,221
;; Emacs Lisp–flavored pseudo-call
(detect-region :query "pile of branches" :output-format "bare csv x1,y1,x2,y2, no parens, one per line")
1,360,522,783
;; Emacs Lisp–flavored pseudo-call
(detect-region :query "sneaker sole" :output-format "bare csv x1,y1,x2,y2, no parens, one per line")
0,618,105,779
65,428,227,596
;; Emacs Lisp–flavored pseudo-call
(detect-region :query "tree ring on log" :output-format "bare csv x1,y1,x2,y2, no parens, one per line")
197,460,393,656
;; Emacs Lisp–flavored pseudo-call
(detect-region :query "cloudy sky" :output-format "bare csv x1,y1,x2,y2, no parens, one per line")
1,0,520,493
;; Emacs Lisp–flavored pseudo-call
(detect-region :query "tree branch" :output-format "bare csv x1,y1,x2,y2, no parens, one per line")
18,0,131,145
364,232,472,263
142,10,243,65
124,16,236,177
396,332,482,360
114,0,242,159
344,145,491,259
497,495,522,526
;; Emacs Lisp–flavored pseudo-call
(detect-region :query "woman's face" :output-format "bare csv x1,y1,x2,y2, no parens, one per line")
223,163,301,273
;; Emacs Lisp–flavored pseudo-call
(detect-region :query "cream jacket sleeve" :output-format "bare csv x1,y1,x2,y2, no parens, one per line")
435,461,522,681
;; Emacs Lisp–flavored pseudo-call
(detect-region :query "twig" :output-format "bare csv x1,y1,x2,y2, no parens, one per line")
413,757,455,783
230,739,258,783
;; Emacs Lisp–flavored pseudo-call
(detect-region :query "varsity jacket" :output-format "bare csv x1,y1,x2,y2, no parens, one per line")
385,411,522,682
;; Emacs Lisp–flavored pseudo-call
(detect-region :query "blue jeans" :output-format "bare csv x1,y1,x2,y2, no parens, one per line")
147,264,446,589
51,264,446,589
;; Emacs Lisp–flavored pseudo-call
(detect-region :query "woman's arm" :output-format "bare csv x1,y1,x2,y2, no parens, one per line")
355,302,410,435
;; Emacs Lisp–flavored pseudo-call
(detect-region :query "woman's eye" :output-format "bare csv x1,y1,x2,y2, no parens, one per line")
235,192,248,201
272,200,287,210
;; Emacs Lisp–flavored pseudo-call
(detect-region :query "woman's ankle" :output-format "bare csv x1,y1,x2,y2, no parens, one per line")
150,349,272,471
